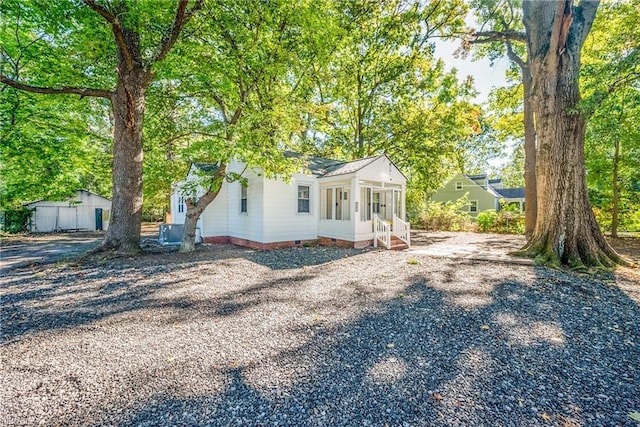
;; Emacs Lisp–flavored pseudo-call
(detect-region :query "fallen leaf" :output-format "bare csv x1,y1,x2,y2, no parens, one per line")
432,393,443,401
386,343,395,349
480,324,490,330
629,412,640,422
540,412,552,421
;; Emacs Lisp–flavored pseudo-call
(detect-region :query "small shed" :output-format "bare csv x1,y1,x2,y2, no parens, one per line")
27,190,111,232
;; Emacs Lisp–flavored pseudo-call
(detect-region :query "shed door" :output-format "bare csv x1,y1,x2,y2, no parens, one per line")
95,208,103,230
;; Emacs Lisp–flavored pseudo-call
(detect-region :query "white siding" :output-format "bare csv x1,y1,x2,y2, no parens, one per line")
200,182,228,237
226,165,264,242
262,173,318,242
317,178,355,241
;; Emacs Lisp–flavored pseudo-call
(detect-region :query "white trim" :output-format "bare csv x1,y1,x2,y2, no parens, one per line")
469,200,478,212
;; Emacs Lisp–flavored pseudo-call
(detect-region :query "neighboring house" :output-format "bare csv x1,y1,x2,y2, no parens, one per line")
431,173,525,216
27,190,111,232
169,153,410,250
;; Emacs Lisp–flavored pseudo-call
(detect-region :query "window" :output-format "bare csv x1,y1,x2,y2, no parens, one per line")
178,196,185,213
455,181,463,190
297,185,310,213
324,188,333,219
322,187,350,221
360,187,371,221
470,200,478,213
372,192,381,214
240,184,247,213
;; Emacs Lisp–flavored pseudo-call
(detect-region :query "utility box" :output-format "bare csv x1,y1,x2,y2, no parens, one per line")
159,224,201,245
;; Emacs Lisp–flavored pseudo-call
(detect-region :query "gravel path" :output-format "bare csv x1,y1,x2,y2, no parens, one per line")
1,243,639,426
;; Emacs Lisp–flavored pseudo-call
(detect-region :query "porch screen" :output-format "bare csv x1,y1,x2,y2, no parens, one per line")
360,187,371,221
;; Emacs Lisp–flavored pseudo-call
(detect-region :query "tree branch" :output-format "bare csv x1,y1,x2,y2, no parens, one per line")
575,0,600,45
154,0,203,63
505,40,526,70
82,0,136,70
470,30,527,44
0,74,113,99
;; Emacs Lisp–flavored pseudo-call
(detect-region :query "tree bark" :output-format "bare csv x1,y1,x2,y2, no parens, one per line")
179,165,226,253
101,66,150,254
521,64,537,240
522,0,624,267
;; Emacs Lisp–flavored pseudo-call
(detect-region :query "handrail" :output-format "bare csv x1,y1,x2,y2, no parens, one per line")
373,215,391,249
392,214,410,247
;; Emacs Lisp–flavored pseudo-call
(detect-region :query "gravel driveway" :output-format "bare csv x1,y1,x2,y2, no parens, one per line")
1,238,639,426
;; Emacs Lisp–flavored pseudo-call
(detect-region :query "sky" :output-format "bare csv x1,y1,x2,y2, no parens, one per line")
434,37,511,103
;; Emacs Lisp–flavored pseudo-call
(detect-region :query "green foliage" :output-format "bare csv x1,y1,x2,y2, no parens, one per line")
581,0,640,233
409,198,475,232
0,205,32,234
477,209,498,231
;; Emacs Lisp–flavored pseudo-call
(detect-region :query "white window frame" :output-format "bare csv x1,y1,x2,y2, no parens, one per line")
178,196,185,213
297,184,311,214
469,200,478,213
322,186,350,221
240,184,248,214
455,181,463,190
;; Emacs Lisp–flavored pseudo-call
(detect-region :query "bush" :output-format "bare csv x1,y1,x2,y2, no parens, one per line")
1,205,32,234
408,198,475,231
476,208,524,234
477,209,498,232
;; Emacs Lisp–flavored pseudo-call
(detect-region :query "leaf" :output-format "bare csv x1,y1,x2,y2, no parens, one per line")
386,343,395,349
629,412,640,422
539,412,552,421
432,393,443,401
480,324,490,330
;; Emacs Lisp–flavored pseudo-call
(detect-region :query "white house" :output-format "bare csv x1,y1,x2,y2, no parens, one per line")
27,190,111,232
170,153,410,250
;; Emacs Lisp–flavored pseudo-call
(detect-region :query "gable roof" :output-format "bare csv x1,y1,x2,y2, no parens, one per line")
188,153,405,180
284,152,343,176
495,187,525,199
25,189,111,206
321,155,381,177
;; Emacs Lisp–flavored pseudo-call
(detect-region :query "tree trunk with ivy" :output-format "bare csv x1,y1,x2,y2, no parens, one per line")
521,0,623,267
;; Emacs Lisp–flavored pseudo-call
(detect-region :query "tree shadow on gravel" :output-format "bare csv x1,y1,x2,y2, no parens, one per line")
113,264,640,427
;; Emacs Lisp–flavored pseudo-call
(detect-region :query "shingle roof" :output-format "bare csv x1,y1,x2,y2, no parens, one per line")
191,153,399,179
321,155,381,177
495,187,525,198
466,174,487,180
488,178,502,184
284,152,344,176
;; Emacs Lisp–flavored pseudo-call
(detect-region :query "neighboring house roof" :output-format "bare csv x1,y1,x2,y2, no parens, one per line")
495,187,525,199
192,162,221,174
488,178,502,184
466,174,487,180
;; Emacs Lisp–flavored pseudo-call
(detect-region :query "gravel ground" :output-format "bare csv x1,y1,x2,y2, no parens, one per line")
1,240,639,426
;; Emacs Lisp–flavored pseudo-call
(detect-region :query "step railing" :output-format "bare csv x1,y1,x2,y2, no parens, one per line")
373,215,391,249
392,214,410,247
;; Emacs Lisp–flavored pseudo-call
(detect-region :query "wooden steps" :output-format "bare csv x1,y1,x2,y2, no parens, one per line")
389,236,409,250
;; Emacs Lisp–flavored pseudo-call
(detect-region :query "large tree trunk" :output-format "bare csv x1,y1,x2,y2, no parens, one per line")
522,0,623,267
522,64,537,240
101,66,150,254
179,165,226,253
